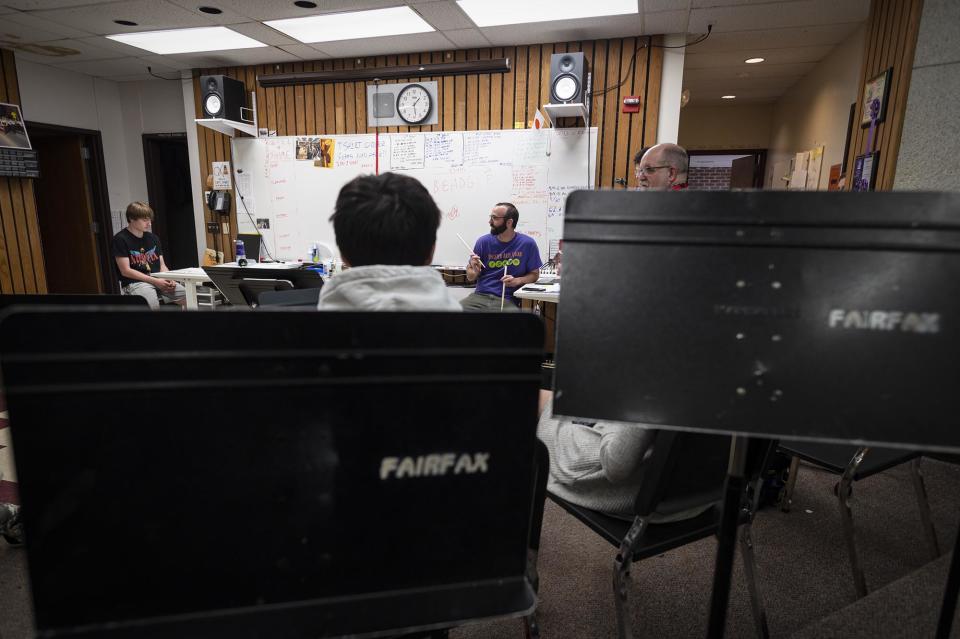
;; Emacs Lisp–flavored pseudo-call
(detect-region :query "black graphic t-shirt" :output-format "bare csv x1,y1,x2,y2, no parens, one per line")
112,228,164,285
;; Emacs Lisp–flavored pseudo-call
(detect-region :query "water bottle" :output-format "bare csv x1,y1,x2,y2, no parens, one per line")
310,243,320,264
236,239,247,267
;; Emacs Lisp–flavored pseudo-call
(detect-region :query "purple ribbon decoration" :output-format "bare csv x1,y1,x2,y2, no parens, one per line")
865,97,881,153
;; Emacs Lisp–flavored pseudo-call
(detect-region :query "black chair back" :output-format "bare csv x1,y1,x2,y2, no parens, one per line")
0,293,148,312
632,430,731,519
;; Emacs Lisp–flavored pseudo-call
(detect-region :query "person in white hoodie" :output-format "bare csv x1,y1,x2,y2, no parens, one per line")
318,172,462,311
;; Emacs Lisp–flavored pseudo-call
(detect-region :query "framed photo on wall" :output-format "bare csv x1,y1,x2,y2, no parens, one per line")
0,102,32,150
852,151,879,191
861,68,892,127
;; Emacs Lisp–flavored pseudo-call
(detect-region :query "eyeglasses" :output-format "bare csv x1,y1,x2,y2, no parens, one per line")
489,214,507,220
635,165,672,176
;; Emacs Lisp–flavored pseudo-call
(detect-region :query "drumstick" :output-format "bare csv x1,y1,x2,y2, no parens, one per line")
456,233,476,257
500,264,507,311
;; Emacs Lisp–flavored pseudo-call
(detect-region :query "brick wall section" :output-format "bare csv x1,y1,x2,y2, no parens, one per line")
689,166,731,190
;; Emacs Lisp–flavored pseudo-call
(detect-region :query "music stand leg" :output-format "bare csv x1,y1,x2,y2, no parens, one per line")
935,513,960,639
707,435,749,639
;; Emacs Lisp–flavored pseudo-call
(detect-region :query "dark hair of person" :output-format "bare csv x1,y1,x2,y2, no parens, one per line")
495,202,519,230
632,147,650,165
330,172,441,266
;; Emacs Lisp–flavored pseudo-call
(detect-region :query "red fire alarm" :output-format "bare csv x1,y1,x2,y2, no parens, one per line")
622,96,641,113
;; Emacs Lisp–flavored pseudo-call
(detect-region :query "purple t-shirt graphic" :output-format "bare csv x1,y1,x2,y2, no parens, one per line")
472,233,543,302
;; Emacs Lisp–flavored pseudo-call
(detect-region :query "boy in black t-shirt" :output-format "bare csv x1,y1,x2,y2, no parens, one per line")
111,201,185,309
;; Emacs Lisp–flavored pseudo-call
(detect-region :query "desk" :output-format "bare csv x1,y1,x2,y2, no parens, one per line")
160,268,214,310
515,282,560,355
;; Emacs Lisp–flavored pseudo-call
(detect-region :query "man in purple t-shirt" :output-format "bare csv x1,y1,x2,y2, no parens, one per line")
461,202,542,311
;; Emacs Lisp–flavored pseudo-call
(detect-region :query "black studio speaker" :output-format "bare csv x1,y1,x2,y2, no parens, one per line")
200,75,246,121
549,52,588,104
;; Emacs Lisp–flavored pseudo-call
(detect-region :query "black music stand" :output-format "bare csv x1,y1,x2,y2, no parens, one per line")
0,309,543,639
553,190,960,637
203,265,323,306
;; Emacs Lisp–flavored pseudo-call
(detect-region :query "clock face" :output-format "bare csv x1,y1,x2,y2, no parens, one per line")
553,76,578,102
204,94,222,116
396,84,432,124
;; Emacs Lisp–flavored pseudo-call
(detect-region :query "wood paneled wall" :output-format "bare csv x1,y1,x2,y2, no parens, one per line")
193,38,663,259
846,0,923,191
0,48,46,294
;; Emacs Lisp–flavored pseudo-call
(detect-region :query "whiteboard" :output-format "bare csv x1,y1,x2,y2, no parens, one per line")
231,128,597,266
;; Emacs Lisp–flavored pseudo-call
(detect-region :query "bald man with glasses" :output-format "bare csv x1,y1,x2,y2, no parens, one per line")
634,143,689,191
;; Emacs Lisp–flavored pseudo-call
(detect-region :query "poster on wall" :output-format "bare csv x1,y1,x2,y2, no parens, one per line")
0,103,31,150
861,68,892,127
852,151,878,191
212,161,232,189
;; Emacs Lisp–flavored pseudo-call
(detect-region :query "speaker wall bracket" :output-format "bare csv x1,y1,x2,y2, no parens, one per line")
196,92,259,138
543,102,589,126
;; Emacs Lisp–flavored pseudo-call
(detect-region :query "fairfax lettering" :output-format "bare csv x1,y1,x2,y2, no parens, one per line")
380,452,491,480
827,309,940,334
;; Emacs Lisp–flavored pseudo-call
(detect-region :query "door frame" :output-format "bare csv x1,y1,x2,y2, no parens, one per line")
26,121,116,293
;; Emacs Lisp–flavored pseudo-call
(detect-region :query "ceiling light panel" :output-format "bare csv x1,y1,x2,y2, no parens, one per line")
265,7,434,44
457,0,637,27
106,26,268,54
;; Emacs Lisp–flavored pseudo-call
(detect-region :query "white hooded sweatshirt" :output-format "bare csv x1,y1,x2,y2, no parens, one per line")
317,265,463,311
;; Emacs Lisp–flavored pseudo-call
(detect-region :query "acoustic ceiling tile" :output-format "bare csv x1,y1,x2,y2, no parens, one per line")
411,2,476,31
480,15,642,47
441,28,490,49
314,31,453,59
1,9,94,40
30,0,224,36
182,0,411,22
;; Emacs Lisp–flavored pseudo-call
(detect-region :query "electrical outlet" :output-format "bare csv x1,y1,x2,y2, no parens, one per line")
222,222,230,234
206,221,220,234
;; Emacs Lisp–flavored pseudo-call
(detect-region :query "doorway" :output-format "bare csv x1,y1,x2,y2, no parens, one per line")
27,122,113,294
688,150,767,190
143,133,197,268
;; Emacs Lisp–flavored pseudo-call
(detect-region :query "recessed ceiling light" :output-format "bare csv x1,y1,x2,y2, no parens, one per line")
456,0,637,27
294,1,318,7
114,20,138,26
106,26,267,54
745,57,765,64
198,6,222,14
721,95,736,99
265,7,434,43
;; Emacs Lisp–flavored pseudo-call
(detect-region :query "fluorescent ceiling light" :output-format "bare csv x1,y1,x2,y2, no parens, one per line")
266,7,434,43
106,26,267,54
745,57,765,64
721,95,736,99
456,0,637,27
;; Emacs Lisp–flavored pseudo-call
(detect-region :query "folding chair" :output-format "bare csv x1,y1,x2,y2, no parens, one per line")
548,431,772,639
778,442,940,598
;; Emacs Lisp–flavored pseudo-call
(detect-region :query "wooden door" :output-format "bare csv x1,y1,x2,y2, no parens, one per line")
730,155,756,189
33,136,103,293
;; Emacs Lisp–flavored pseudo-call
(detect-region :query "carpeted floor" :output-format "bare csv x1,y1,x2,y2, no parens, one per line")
1,457,959,639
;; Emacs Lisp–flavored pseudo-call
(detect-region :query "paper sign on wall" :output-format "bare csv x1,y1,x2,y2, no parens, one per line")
212,161,232,189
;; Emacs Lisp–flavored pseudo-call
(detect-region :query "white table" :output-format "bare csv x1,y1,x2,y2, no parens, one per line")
160,267,214,310
514,282,560,304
